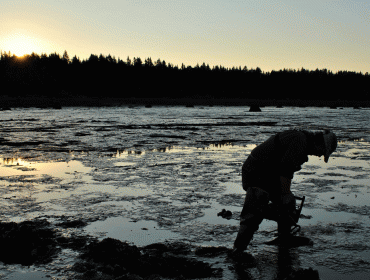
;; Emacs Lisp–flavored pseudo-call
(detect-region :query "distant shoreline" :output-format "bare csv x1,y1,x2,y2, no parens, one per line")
0,96,368,108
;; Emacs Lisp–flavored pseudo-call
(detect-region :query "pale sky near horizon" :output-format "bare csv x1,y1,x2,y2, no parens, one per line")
1,0,369,73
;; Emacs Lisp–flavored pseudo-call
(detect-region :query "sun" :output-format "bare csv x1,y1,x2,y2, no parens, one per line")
2,32,45,57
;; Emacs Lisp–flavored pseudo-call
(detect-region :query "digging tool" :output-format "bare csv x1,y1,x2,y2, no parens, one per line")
263,195,313,247
263,195,305,233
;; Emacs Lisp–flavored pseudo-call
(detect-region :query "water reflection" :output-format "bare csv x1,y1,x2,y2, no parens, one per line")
0,157,92,180
85,216,181,246
2,158,21,165
115,149,146,158
114,143,257,158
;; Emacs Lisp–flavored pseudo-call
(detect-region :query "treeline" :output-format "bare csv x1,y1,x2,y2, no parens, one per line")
1,50,369,101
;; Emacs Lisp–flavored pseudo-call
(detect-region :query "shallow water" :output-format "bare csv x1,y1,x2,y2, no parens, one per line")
0,106,369,279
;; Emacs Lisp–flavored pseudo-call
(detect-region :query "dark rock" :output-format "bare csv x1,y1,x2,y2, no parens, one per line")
81,238,141,265
77,239,221,279
143,242,191,255
72,261,96,273
57,219,87,228
0,219,59,265
142,243,168,252
249,105,261,112
217,209,232,219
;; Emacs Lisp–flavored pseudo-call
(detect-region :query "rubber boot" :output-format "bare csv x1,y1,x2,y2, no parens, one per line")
265,214,292,246
230,225,256,259
276,218,293,246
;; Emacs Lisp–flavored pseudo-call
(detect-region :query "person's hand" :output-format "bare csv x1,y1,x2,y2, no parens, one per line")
281,193,295,206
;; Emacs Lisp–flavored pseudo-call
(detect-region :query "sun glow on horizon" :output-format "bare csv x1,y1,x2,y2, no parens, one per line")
2,32,46,57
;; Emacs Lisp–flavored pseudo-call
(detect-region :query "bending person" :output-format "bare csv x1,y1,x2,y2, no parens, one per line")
231,129,337,258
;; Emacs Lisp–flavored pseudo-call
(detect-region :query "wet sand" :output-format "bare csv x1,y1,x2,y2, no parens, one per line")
0,106,369,279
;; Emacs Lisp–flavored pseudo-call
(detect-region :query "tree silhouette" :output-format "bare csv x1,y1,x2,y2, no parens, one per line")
0,50,369,104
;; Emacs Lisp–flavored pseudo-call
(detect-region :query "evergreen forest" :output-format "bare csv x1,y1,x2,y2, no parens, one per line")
1,50,369,103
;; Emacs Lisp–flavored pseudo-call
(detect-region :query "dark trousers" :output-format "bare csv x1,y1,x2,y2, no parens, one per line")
234,156,295,250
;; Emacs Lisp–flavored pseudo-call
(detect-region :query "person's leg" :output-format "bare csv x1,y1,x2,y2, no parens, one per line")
233,187,269,253
277,193,297,237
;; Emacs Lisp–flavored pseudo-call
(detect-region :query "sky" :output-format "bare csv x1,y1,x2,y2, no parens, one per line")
1,0,369,73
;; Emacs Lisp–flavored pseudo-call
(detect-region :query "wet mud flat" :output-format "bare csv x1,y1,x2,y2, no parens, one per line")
0,142,369,279
0,106,370,279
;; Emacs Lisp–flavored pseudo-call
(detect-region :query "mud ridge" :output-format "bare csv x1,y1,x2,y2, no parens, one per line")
74,238,223,279
0,219,97,266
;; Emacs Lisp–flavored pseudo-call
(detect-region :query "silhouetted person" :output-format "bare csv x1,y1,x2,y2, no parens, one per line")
230,129,337,258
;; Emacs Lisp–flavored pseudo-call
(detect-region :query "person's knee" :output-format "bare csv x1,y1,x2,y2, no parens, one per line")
245,187,269,206
241,187,270,219
240,212,263,231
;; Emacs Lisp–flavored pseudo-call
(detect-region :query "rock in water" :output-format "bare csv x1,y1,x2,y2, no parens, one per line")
217,209,232,219
249,105,261,112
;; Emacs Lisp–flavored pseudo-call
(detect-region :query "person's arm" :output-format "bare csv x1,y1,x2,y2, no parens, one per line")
280,176,292,194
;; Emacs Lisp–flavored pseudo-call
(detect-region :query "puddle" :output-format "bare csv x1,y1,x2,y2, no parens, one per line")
113,162,136,167
2,271,50,280
221,182,245,195
84,217,181,246
316,266,370,280
299,208,367,225
0,158,93,183
195,201,240,226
